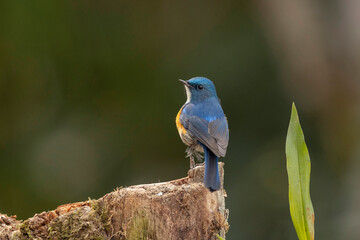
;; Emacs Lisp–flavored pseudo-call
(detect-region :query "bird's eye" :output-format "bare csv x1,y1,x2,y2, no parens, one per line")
197,84,204,90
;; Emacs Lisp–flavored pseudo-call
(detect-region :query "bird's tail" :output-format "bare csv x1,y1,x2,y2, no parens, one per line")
203,146,221,192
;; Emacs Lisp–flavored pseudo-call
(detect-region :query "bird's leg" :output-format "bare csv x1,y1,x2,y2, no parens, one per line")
190,155,195,169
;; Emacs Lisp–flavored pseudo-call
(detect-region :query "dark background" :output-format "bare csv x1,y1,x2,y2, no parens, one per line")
1,1,360,239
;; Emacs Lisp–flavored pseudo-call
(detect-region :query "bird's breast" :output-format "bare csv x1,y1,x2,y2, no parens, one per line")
176,107,186,134
176,106,193,146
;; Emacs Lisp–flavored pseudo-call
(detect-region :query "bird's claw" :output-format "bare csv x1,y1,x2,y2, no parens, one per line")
190,156,195,169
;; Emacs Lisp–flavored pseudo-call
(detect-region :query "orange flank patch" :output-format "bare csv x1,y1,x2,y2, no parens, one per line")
176,107,187,135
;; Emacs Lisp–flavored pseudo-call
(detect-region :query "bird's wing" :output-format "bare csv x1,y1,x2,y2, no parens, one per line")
208,117,229,157
182,115,229,157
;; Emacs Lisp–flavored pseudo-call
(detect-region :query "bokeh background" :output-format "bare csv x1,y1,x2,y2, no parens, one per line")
1,1,360,239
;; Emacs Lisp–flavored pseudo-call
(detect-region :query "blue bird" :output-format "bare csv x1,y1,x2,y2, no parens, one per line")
176,77,229,192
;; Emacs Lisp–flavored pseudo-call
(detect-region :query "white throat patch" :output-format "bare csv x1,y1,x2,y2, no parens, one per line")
185,86,191,103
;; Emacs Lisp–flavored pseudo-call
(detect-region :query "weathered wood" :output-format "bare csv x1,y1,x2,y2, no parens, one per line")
0,163,228,240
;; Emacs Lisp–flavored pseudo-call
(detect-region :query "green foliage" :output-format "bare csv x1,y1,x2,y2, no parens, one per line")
286,103,315,240
216,234,225,240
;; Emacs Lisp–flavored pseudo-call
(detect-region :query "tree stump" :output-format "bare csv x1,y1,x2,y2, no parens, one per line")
0,163,228,240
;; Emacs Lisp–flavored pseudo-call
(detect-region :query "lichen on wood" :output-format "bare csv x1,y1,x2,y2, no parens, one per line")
0,163,228,240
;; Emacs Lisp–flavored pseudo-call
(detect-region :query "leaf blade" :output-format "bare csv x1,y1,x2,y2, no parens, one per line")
216,234,225,240
286,103,315,240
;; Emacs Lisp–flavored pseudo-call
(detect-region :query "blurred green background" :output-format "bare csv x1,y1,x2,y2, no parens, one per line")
1,1,360,239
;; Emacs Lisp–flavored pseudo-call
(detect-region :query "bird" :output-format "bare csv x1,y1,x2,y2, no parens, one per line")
176,77,229,192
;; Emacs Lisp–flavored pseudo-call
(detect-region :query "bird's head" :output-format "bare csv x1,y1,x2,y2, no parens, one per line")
179,77,218,103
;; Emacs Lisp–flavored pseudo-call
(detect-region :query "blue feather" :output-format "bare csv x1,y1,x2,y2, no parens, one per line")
180,97,229,157
203,145,221,192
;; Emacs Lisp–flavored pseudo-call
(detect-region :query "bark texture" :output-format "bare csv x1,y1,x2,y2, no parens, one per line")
0,163,228,240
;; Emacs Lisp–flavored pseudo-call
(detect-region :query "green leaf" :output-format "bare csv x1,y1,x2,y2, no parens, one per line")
285,103,315,240
216,234,225,240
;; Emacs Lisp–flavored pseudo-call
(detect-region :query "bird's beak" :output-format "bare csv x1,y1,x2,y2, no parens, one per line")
179,79,192,88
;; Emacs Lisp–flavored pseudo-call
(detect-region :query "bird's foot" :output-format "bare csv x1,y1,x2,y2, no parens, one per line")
195,162,204,167
190,156,195,169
